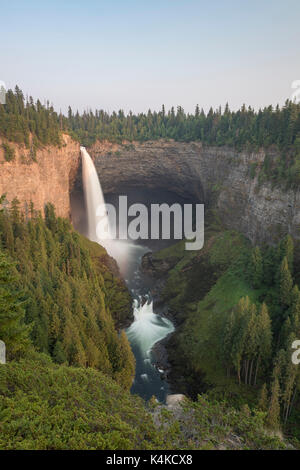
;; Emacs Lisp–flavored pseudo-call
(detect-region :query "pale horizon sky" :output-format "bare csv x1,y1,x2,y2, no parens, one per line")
1,0,300,115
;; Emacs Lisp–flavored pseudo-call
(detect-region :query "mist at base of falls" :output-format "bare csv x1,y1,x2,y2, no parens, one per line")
77,147,176,402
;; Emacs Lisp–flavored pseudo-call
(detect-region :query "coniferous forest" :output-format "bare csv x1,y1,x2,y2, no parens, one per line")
0,198,291,450
2,0,300,455
0,198,135,387
157,229,300,439
1,87,300,187
0,85,300,450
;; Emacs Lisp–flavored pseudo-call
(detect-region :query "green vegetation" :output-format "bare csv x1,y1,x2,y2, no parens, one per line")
1,87,299,448
0,245,30,359
0,197,292,449
1,142,15,162
0,198,134,389
153,225,300,442
0,354,289,450
154,394,289,450
67,100,300,187
2,86,300,186
67,101,300,151
0,86,61,147
0,354,161,450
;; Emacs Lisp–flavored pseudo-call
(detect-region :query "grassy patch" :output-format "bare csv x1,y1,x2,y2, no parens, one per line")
154,225,256,396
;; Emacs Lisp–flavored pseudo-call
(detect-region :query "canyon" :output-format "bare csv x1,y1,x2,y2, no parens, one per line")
89,139,300,245
1,135,300,245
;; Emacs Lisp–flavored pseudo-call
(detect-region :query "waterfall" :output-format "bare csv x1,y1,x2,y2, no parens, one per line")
80,145,175,401
81,146,110,247
81,145,130,270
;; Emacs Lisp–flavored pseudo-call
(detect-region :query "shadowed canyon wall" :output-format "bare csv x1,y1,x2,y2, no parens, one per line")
89,140,300,245
0,134,80,218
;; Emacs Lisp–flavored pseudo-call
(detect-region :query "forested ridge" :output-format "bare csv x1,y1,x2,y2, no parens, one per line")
1,86,300,186
155,225,300,442
0,200,290,449
0,87,299,449
0,87,61,149
0,198,134,389
67,100,300,152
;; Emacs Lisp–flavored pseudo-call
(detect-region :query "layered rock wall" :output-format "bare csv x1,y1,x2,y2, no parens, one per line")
89,140,300,244
0,134,80,218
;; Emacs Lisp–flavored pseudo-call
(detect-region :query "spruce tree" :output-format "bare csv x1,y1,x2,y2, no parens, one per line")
279,235,294,273
0,249,29,359
278,256,293,309
254,303,272,385
222,310,235,377
290,285,300,334
258,383,268,412
266,377,281,430
250,246,263,288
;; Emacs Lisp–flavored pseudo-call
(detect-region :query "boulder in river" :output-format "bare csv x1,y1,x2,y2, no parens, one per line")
166,394,186,408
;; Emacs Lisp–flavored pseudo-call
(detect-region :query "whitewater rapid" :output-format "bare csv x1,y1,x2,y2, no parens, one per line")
126,297,174,359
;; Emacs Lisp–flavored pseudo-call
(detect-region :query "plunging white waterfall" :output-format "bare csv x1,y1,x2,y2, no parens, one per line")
80,145,175,401
81,146,110,247
81,145,132,270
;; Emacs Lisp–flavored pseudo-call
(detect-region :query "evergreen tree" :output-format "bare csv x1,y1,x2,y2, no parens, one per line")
0,249,30,359
254,303,272,385
0,202,134,387
279,235,294,273
266,377,281,430
250,246,263,288
290,285,300,334
278,256,293,309
222,310,235,377
258,383,268,412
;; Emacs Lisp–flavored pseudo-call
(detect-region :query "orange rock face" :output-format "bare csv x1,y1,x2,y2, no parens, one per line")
0,134,80,218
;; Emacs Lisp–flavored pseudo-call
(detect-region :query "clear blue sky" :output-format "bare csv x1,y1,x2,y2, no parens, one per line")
1,0,300,114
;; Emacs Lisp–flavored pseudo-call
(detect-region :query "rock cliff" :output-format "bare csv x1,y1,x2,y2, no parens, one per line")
89,140,300,244
0,134,80,218
1,134,298,245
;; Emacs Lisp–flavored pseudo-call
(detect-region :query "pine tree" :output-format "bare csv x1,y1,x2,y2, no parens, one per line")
113,330,136,390
222,310,235,377
278,256,293,309
266,377,281,430
289,285,300,333
52,340,67,364
250,246,263,288
231,296,252,384
0,249,30,359
258,383,268,411
262,246,278,287
243,302,258,385
279,235,294,273
254,303,272,385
